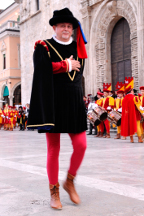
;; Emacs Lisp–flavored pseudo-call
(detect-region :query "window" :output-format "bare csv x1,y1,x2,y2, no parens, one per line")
3,54,6,69
17,15,20,22
36,0,40,11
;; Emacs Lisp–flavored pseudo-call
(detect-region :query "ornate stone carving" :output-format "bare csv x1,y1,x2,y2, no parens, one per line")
92,0,138,90
45,0,50,6
1,41,6,52
107,0,118,17
80,0,88,8
20,0,31,18
80,6,88,15
89,0,103,7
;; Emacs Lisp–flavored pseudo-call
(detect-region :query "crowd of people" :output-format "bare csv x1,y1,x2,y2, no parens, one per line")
84,79,144,143
0,103,30,131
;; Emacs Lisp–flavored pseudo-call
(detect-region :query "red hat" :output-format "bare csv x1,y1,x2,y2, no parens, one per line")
140,86,144,90
125,85,132,94
103,89,110,93
87,94,92,96
117,90,124,94
23,107,26,110
97,92,104,96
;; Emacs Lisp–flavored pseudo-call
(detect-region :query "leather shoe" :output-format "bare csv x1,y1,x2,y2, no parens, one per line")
63,173,80,204
49,182,62,210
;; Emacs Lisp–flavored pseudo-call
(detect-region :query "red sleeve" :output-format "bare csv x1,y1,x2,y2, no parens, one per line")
52,60,69,74
104,98,109,109
143,97,144,107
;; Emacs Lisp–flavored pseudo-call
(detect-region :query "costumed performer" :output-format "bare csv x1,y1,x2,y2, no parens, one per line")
121,86,143,143
27,8,87,210
95,92,104,137
114,90,124,139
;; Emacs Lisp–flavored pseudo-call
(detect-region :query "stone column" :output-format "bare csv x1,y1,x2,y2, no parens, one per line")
80,2,92,95
137,0,144,87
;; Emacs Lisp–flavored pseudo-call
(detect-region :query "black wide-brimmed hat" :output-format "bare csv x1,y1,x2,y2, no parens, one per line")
49,8,79,29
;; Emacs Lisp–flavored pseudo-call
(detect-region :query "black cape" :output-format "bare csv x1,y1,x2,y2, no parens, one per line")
27,38,87,133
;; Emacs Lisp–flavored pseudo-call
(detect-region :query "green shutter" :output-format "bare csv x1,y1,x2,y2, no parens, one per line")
3,86,9,97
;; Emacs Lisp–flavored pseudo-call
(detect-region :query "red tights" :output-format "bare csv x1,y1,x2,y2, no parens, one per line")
46,131,87,185
104,119,110,133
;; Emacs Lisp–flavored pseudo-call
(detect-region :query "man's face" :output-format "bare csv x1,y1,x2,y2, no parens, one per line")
109,92,111,96
141,90,144,96
118,93,123,98
104,92,108,97
53,23,73,42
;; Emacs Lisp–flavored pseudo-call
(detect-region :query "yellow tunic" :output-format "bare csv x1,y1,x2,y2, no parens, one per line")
0,109,2,124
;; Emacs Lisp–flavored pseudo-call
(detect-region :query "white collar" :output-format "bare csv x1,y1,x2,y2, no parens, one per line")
52,34,73,45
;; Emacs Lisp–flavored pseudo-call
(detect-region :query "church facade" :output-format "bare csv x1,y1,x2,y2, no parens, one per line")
18,0,144,105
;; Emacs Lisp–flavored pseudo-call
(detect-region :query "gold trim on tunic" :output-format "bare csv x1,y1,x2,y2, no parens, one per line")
45,40,78,81
27,123,55,127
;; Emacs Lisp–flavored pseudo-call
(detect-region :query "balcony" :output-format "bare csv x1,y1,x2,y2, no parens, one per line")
0,20,20,34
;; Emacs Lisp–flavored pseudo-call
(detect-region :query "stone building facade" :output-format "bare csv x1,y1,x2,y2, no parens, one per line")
18,0,144,105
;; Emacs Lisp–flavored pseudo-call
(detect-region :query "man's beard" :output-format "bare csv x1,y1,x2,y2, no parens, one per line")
62,31,70,39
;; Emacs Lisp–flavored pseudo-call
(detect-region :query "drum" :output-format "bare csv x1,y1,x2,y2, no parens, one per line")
93,106,107,121
107,110,121,126
87,111,101,126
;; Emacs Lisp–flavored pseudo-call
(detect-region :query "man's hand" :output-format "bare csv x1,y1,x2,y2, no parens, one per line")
68,55,81,72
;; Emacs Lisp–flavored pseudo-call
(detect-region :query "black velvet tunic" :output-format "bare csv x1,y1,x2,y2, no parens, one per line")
27,38,87,133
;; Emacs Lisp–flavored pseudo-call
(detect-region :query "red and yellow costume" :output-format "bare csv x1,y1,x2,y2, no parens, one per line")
8,108,14,131
133,96,143,138
114,90,124,138
3,105,9,130
0,108,3,129
139,86,144,137
102,83,114,138
13,108,18,128
121,84,143,143
121,92,137,137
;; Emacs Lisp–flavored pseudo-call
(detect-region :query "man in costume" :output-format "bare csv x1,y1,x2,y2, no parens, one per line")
8,106,14,131
3,104,9,130
102,84,114,138
87,94,97,135
121,86,143,143
114,90,124,139
139,86,144,138
0,108,3,130
95,92,104,137
17,106,25,131
27,8,87,210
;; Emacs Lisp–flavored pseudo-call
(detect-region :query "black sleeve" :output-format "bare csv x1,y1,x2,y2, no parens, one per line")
27,44,55,130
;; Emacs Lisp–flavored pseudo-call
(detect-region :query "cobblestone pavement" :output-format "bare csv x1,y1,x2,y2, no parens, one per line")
0,129,144,216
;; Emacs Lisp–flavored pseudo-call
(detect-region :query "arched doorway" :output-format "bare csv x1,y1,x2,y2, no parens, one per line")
13,84,21,106
111,18,132,90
